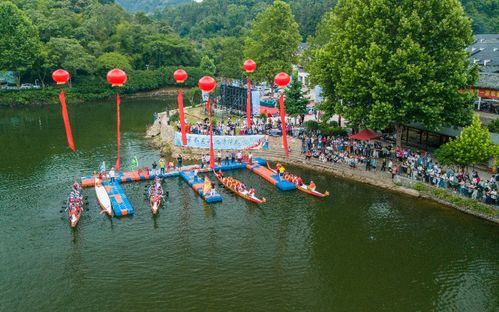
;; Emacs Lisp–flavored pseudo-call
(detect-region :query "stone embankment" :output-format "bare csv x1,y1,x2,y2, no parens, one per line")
145,113,498,224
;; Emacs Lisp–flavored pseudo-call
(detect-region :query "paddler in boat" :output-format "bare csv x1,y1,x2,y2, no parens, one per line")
248,187,255,196
217,169,223,178
308,180,316,191
297,176,304,186
278,165,285,178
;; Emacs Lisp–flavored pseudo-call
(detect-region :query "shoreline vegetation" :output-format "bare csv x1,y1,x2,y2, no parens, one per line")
0,67,204,108
146,110,499,225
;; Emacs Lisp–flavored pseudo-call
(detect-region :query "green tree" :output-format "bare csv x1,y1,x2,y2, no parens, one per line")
204,36,245,79
46,37,96,77
308,0,478,147
436,115,498,167
200,55,216,76
244,0,301,84
284,75,308,116
96,52,133,75
0,1,42,86
141,34,199,68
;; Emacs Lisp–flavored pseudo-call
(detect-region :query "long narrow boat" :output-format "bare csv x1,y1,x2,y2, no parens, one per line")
214,170,266,204
148,179,163,215
267,163,329,198
68,202,82,228
94,178,113,216
67,188,83,228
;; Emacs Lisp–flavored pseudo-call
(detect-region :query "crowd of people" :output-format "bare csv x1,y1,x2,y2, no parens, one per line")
67,181,83,216
302,133,499,206
176,115,305,137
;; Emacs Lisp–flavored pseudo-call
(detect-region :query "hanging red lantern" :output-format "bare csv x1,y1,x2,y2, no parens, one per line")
52,69,70,85
198,76,217,93
274,72,290,88
174,69,188,83
243,59,257,73
107,68,127,87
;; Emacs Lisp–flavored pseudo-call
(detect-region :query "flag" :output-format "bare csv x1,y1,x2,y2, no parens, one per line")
178,88,187,145
246,77,252,129
130,157,138,170
59,91,76,152
115,94,121,170
203,176,211,195
99,161,106,173
279,93,289,157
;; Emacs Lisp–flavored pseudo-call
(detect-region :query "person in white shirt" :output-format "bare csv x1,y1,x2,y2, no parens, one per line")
109,168,116,183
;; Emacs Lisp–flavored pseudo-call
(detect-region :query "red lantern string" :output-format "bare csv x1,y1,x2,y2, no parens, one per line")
115,94,121,171
279,93,289,158
59,91,76,152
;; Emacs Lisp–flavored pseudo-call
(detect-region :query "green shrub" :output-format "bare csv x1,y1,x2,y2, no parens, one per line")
304,120,319,131
487,118,499,133
169,111,179,124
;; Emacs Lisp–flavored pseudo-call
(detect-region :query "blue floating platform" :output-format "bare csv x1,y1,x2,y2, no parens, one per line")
103,181,134,217
180,170,222,203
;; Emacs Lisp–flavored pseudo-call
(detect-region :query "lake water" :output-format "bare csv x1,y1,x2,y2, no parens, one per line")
0,96,498,311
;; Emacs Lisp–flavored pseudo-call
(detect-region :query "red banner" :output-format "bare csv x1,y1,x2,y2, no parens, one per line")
469,88,499,100
279,93,289,157
115,94,121,170
247,78,252,129
178,88,187,145
207,97,215,169
59,91,76,152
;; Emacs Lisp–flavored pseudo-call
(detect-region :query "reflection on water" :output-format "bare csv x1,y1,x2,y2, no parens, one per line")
0,97,498,311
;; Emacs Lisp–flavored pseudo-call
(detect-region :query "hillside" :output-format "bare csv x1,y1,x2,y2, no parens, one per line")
116,0,192,12
128,0,498,38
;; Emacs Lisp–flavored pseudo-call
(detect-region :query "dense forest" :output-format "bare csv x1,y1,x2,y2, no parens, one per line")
0,0,497,107
148,0,498,39
0,0,207,105
116,0,190,13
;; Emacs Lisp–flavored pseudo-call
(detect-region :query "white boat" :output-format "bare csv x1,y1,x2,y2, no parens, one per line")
95,178,113,216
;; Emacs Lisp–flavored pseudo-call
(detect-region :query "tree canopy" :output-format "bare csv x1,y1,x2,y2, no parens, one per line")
284,75,308,116
0,1,42,85
308,0,478,147
436,115,498,167
244,0,301,84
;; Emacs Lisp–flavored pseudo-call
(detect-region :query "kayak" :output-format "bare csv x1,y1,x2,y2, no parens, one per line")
95,178,113,216
267,163,330,198
214,170,266,204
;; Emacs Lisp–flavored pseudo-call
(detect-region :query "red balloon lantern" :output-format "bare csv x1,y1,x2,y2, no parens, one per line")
243,59,257,73
174,69,188,83
107,68,127,87
52,69,70,85
198,76,217,93
274,72,290,88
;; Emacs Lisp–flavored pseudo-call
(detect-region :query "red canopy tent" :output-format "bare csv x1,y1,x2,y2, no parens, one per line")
348,129,382,141
260,107,279,116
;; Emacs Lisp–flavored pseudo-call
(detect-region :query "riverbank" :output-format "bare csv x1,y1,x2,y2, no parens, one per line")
146,112,499,224
0,67,204,107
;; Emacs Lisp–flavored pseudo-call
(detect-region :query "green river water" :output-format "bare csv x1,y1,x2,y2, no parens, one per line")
0,96,498,311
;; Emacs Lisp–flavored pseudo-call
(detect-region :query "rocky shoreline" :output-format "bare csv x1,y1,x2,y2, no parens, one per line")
145,112,499,224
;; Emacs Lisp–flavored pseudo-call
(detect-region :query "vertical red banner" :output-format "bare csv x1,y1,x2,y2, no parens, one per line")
59,91,76,152
178,88,187,145
115,94,121,170
279,94,289,157
207,97,215,169
246,78,252,130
